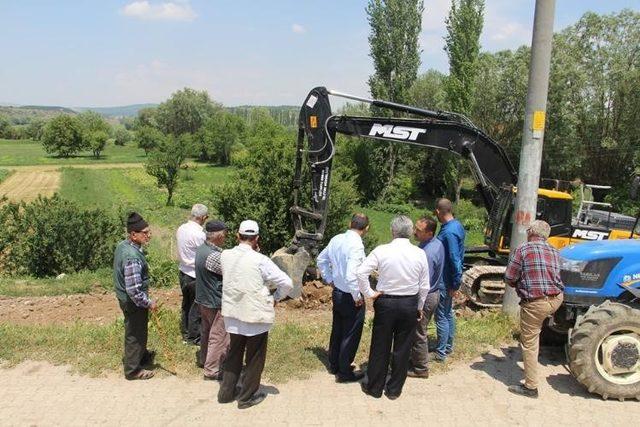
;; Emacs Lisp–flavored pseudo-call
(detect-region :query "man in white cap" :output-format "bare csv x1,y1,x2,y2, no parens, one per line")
218,220,293,409
176,203,208,344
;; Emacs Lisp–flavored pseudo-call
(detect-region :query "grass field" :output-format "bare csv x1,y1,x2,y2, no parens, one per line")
0,309,515,382
0,139,147,166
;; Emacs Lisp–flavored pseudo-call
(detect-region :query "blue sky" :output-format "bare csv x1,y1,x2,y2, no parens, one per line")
0,0,638,107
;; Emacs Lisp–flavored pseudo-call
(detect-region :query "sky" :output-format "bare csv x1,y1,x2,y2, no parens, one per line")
0,0,638,107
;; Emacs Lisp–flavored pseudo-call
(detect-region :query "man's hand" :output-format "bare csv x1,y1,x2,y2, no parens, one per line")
417,310,424,322
149,300,158,311
372,291,383,301
354,298,363,307
448,289,460,298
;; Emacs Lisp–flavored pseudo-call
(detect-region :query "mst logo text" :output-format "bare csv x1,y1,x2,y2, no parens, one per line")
369,123,426,141
572,229,609,241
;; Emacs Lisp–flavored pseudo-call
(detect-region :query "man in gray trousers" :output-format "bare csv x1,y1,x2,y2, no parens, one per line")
408,216,445,378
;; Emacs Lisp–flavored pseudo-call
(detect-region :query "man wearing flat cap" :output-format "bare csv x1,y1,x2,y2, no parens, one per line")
195,219,230,380
218,220,293,409
113,212,157,380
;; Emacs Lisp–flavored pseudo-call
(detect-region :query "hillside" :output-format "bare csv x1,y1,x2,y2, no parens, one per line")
75,103,157,118
0,106,77,123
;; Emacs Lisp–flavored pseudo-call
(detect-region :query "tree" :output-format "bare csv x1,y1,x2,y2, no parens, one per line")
135,107,159,129
365,0,424,200
443,0,485,202
26,118,47,141
113,126,133,146
213,116,358,255
197,110,245,165
144,134,188,206
87,130,109,158
155,88,220,136
135,125,164,155
41,115,85,157
0,115,11,138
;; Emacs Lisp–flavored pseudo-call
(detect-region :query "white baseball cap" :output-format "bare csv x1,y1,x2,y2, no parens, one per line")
238,220,259,236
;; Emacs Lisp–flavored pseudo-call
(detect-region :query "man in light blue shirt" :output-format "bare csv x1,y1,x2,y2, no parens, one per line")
317,213,369,383
408,216,444,378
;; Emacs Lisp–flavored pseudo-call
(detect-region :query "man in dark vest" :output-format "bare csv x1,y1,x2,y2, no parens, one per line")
195,220,230,380
113,212,157,380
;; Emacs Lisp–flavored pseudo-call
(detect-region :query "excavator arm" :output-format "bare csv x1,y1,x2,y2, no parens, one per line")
290,86,516,255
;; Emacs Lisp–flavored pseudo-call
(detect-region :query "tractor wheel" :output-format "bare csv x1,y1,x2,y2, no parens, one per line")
568,301,640,401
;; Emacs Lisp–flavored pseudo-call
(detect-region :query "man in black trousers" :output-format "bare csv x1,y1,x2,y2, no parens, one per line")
316,213,369,382
356,215,430,399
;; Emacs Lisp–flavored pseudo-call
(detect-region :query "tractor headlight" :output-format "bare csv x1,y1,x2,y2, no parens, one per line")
560,258,588,272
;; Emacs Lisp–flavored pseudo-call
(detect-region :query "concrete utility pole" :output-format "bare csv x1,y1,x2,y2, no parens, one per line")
502,0,556,317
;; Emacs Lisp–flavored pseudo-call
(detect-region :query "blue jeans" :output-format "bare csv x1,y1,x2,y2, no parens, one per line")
435,288,455,358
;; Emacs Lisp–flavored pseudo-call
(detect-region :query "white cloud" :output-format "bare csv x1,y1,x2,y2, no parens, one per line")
121,1,197,22
292,24,306,34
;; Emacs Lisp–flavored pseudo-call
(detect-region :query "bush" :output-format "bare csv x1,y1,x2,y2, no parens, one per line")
212,118,358,255
42,115,85,157
0,195,122,277
455,198,487,232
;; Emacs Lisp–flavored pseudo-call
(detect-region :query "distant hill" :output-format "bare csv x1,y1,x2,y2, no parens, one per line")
0,105,77,124
75,103,157,118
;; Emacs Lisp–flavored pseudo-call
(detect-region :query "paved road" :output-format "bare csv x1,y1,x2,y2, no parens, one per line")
1,346,637,426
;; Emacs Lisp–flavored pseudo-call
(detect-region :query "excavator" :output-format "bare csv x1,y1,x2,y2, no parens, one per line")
272,86,638,306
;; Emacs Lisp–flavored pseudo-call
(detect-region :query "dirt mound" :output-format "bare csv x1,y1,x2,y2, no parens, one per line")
284,281,333,310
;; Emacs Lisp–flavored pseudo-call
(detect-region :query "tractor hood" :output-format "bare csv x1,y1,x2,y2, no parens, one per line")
561,239,640,261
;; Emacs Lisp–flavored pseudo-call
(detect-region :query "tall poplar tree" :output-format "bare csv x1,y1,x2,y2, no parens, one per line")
366,0,424,201
443,0,485,202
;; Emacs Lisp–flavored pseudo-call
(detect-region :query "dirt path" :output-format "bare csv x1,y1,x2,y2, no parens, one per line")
1,346,637,426
2,163,145,172
0,170,61,202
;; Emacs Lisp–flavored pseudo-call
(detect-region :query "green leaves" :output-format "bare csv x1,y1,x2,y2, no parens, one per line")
144,134,189,206
41,115,85,158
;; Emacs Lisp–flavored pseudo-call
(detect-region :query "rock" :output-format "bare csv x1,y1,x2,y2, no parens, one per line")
56,273,66,280
312,281,324,289
23,300,33,306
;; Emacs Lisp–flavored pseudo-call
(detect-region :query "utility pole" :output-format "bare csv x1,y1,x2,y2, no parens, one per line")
502,0,556,317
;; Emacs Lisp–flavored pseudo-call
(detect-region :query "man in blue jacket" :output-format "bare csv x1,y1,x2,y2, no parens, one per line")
434,198,465,362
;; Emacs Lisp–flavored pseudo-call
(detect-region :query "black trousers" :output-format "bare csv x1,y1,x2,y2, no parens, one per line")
218,332,268,404
366,294,419,397
179,271,201,342
119,299,151,378
329,288,365,378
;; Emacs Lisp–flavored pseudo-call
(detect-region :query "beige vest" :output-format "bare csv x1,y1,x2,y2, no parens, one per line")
221,245,275,324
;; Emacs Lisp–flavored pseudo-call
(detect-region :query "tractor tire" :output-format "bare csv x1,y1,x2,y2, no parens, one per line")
568,301,640,401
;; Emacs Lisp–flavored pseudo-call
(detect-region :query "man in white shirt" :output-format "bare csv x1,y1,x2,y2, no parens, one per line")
218,220,293,409
317,213,369,383
357,215,430,400
176,204,208,344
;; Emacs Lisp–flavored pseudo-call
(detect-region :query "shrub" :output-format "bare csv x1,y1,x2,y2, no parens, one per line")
41,115,85,157
0,195,122,277
212,118,358,255
455,198,487,232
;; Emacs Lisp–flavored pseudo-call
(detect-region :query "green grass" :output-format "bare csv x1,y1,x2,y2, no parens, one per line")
0,269,111,297
0,139,147,166
0,309,515,382
361,206,485,247
0,168,12,184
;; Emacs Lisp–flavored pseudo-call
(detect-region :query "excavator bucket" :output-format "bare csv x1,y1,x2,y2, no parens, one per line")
271,247,312,299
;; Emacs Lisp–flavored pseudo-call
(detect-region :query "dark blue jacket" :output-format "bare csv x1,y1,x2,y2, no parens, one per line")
437,219,465,290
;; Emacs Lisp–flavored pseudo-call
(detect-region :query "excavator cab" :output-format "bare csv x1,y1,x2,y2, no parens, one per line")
484,187,574,255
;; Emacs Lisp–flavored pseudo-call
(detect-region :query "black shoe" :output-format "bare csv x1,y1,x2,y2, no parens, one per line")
328,367,338,375
508,384,538,398
407,368,429,379
384,391,400,400
141,350,156,366
360,382,382,398
203,373,222,381
237,392,267,409
335,371,365,383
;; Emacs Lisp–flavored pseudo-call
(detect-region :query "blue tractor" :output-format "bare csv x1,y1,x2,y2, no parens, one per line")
552,238,640,400
553,179,640,400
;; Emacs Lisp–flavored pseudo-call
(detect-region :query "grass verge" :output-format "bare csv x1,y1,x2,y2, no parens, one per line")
0,309,515,382
0,269,112,297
